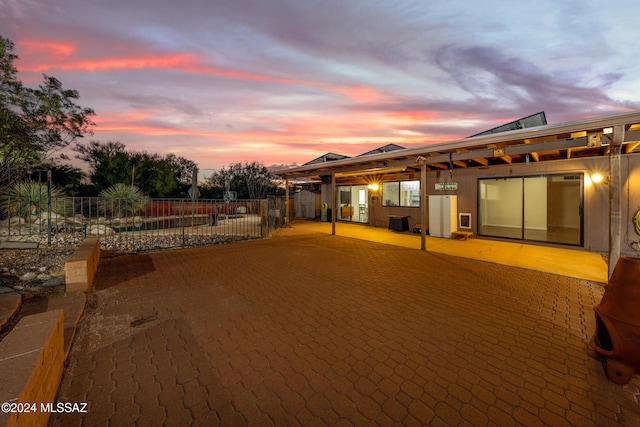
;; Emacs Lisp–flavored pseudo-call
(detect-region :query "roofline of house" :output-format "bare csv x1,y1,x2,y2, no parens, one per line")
275,109,640,177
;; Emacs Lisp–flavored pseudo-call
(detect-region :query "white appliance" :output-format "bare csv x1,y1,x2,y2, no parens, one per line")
428,195,458,238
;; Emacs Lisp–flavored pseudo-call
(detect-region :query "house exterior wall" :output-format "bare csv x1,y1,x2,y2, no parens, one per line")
423,157,610,251
624,154,640,255
321,153,640,254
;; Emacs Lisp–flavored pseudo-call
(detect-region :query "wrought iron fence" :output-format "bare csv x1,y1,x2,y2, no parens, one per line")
0,196,286,252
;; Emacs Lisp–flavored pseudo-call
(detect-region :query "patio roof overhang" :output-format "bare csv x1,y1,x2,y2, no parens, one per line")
275,110,640,180
275,110,640,279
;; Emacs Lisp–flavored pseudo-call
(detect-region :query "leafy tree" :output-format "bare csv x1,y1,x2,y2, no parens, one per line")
47,163,85,196
73,141,132,192
0,36,95,193
166,153,197,195
74,140,196,197
204,161,282,199
25,162,86,196
131,152,178,198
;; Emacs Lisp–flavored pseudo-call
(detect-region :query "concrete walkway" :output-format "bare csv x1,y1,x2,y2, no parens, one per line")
51,222,639,426
289,220,609,283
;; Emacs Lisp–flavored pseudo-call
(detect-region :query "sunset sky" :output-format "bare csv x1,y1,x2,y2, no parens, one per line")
2,0,639,174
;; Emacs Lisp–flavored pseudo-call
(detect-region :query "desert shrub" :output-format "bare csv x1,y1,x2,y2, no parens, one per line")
99,184,149,218
1,180,72,218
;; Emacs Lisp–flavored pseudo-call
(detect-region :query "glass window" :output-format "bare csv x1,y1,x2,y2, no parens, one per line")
382,182,399,206
400,181,420,207
382,180,420,207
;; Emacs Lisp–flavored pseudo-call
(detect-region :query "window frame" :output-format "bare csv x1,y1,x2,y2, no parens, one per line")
382,180,420,207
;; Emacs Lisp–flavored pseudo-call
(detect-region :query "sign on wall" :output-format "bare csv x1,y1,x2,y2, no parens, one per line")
435,182,458,191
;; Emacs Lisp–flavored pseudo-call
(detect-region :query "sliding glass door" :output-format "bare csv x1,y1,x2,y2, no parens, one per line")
479,178,524,239
478,174,583,245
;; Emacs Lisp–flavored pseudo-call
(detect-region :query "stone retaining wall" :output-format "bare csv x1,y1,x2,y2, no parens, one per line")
0,310,65,427
65,237,100,293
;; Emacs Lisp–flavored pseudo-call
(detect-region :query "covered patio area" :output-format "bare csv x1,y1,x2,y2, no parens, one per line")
276,110,640,281
277,219,608,283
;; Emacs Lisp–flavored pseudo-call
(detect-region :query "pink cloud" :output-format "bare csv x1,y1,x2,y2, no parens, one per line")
386,110,443,122
16,37,300,84
333,85,384,103
20,39,76,57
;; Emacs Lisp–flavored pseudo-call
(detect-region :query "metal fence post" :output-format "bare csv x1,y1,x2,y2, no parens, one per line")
47,170,52,245
181,204,185,246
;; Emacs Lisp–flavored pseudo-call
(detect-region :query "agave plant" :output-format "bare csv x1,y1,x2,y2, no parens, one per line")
1,180,72,219
99,184,149,218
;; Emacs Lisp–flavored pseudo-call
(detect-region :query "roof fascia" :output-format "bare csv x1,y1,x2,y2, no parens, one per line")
275,110,640,178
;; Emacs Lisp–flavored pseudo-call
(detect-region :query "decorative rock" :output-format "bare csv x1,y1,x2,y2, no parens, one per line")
0,277,15,286
33,213,64,226
36,273,51,281
42,277,65,287
88,224,115,236
39,212,62,220
0,217,26,227
20,271,37,281
65,217,85,227
0,285,14,294
50,269,65,278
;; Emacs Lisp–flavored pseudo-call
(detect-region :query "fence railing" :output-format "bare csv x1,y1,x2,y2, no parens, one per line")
0,196,286,252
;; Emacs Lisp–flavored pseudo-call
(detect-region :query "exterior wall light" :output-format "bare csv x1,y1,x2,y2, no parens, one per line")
591,173,606,184
368,183,380,192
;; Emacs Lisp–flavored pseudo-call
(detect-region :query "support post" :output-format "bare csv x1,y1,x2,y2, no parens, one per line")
609,125,624,279
47,170,52,246
285,178,289,227
420,163,427,251
331,173,336,235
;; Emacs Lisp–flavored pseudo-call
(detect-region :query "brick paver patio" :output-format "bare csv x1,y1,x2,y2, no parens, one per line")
51,229,640,426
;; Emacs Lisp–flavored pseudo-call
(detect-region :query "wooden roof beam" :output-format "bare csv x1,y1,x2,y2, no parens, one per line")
487,145,512,164
523,139,540,162
625,141,640,153
472,158,489,166
428,162,449,170
453,160,467,168
524,135,559,144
